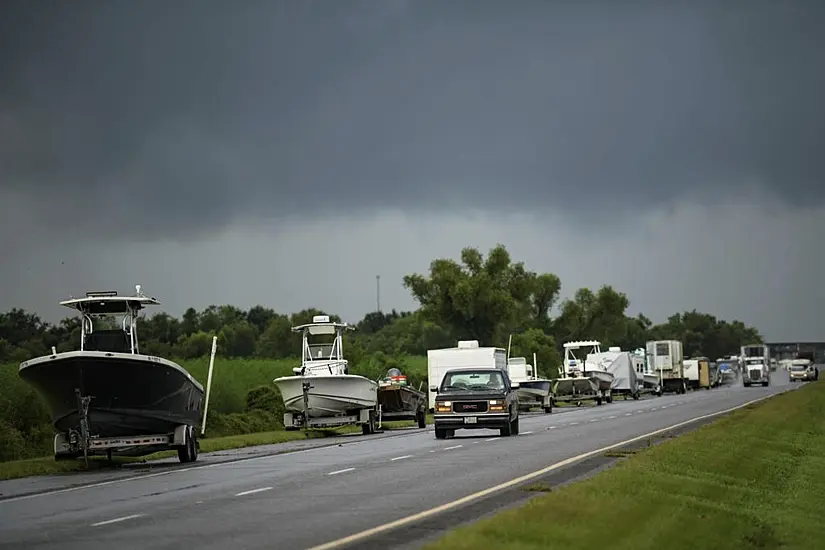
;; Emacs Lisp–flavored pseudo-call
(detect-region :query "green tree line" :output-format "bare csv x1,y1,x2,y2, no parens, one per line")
1,244,762,368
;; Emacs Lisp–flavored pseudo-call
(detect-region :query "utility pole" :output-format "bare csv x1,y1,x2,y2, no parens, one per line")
376,275,381,312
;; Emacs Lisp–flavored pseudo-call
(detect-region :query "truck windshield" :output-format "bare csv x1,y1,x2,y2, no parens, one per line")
440,370,504,392
790,365,807,372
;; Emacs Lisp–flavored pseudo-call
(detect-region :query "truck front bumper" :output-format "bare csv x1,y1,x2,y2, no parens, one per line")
434,413,510,430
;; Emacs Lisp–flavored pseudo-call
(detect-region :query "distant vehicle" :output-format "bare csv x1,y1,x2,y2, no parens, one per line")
788,359,818,382
742,357,770,387
684,357,716,390
431,367,519,439
646,340,687,394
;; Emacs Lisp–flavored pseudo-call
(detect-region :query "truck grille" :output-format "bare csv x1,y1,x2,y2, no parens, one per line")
453,401,488,413
750,370,761,381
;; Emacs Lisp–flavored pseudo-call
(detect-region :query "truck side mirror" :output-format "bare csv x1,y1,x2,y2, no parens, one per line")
511,382,520,389
429,385,438,393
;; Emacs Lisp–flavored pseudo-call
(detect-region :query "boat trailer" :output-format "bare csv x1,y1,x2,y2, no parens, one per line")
54,389,199,465
283,379,383,435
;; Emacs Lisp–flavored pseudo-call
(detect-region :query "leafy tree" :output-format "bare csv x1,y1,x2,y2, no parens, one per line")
403,244,546,345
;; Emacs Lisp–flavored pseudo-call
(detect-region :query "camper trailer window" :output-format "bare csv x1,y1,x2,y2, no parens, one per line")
440,370,505,392
655,343,669,356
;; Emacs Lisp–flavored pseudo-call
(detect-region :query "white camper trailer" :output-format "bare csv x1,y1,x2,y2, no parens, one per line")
645,340,687,394
426,341,507,411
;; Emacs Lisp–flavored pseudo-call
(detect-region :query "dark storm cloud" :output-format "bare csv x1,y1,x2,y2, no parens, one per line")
1,1,824,239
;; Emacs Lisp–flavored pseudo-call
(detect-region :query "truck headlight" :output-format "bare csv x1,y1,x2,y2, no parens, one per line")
435,402,452,413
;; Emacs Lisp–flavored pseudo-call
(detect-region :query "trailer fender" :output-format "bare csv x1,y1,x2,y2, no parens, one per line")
173,424,189,447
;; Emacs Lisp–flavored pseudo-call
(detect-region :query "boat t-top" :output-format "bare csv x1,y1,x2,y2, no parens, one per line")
274,315,380,434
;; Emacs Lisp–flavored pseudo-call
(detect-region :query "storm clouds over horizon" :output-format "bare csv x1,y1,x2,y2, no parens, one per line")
1,1,823,341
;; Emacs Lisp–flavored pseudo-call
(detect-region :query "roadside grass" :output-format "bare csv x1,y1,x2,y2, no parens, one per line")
423,381,825,550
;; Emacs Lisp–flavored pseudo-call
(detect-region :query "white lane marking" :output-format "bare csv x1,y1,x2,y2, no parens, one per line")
589,419,599,423
306,392,781,550
444,445,463,450
546,426,557,430
235,486,272,496
608,416,617,419
485,437,500,441
429,449,437,452
569,422,579,426
327,468,356,476
391,455,413,461
91,514,144,527
521,431,533,435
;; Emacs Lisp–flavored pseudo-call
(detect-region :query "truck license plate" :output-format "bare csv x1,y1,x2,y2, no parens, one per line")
464,416,477,424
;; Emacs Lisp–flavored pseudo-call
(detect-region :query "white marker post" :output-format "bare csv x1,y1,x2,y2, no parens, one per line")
201,336,218,435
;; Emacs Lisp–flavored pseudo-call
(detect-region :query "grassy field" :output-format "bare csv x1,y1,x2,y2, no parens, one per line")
0,355,431,478
424,381,825,550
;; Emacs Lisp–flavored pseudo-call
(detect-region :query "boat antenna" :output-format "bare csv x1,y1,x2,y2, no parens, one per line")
533,352,538,380
507,334,512,361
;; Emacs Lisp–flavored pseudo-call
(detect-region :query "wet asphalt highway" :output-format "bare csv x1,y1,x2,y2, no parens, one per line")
0,372,806,550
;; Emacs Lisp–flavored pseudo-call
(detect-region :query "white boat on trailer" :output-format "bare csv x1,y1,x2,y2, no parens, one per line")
274,315,380,434
507,354,553,413
632,347,663,396
553,340,615,406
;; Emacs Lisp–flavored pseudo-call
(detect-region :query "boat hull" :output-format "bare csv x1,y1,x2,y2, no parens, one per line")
274,375,378,417
641,373,661,388
18,351,204,437
516,379,552,401
553,376,597,396
377,384,426,414
586,370,615,391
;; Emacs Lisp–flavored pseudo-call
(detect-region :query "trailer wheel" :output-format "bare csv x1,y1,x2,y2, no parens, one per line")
632,392,640,400
606,394,613,404
189,430,199,462
362,410,377,435
595,396,603,406
177,426,195,463
543,405,553,414
416,408,427,429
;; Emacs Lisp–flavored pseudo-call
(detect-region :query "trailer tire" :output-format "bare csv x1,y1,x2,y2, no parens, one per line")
606,394,613,404
595,396,603,406
361,410,376,435
543,406,553,414
511,416,520,435
416,408,427,429
177,426,195,463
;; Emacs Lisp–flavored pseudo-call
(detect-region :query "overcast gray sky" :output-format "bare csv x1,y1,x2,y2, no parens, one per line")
1,1,823,341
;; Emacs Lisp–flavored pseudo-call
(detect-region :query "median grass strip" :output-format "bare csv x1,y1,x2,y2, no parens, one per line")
423,382,825,550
